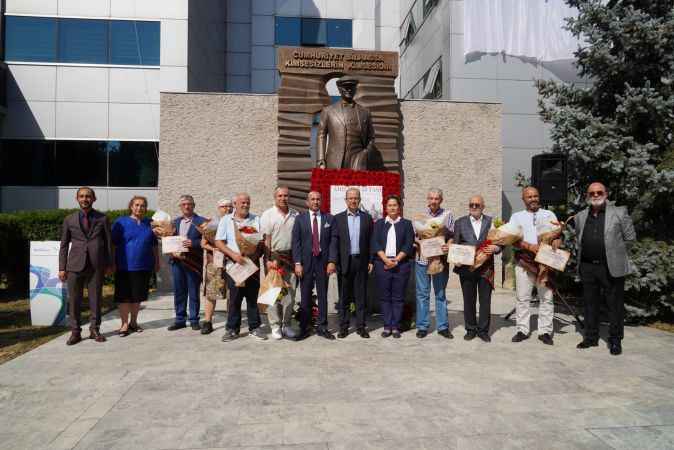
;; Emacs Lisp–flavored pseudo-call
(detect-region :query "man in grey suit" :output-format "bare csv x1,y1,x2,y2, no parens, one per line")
574,182,636,355
316,76,376,171
452,196,501,342
58,187,113,345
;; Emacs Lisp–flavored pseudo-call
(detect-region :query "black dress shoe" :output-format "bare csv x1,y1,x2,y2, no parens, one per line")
357,328,370,339
66,332,82,346
478,332,491,343
538,333,554,346
416,330,428,339
576,339,598,349
191,323,201,331
337,329,349,339
392,330,402,339
381,330,392,338
511,331,530,343
609,340,622,356
167,323,186,331
464,330,478,341
295,330,311,341
317,330,336,340
438,329,453,339
200,321,214,335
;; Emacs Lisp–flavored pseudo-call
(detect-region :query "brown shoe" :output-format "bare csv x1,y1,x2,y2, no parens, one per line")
89,328,107,342
66,332,82,346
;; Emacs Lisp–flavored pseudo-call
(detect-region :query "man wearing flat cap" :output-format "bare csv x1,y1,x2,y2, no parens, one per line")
316,76,376,171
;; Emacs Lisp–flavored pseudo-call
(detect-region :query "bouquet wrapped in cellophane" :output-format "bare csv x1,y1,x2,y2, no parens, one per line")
534,220,563,286
234,224,262,257
471,218,522,271
257,267,290,307
413,214,448,275
198,219,218,246
151,210,175,237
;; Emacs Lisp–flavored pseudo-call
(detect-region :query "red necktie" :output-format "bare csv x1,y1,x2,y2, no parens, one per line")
82,212,90,234
312,213,320,257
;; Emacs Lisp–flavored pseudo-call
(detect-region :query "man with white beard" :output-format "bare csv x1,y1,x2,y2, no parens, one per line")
573,182,635,355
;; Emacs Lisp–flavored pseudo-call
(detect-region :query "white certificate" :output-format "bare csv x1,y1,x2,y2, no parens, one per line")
213,250,224,268
161,236,186,254
535,244,570,272
227,257,259,285
447,244,476,266
257,287,283,306
420,236,446,258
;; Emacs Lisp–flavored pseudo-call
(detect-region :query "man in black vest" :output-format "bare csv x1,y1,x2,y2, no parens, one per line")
452,195,501,342
331,188,374,338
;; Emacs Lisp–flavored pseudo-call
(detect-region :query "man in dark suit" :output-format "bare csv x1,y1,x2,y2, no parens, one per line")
58,187,112,345
292,191,337,340
331,188,373,338
167,195,206,331
452,195,501,342
574,182,636,355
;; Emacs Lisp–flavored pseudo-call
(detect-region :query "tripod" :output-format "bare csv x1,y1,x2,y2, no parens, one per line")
504,288,584,329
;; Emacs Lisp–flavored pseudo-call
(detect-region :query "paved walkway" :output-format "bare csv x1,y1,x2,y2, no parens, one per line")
2,290,674,450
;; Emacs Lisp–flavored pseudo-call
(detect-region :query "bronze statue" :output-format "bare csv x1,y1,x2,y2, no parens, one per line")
316,76,376,171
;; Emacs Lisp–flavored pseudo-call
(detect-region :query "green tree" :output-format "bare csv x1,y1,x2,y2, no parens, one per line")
537,0,674,319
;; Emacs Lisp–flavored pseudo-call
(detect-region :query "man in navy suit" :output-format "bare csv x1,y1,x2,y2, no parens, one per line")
292,191,338,340
331,187,373,338
168,195,206,331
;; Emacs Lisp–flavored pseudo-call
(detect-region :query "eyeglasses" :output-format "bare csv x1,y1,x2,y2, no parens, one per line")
469,203,482,208
588,191,605,197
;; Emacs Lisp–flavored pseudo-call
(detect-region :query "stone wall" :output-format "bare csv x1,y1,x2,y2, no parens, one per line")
159,93,278,217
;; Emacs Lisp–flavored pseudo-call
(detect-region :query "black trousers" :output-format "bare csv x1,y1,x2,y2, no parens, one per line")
299,255,329,333
338,255,368,330
226,274,261,333
459,272,492,335
580,261,625,341
67,262,104,332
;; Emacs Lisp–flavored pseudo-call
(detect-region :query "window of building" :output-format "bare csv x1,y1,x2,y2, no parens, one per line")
58,19,109,64
400,0,438,54
423,0,439,18
276,17,352,48
4,16,160,66
5,16,57,62
0,140,159,187
405,58,442,100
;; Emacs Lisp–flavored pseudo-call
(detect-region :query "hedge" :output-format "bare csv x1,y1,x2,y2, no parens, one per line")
0,209,154,293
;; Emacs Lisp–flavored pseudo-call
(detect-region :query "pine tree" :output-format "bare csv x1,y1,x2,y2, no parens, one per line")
537,0,674,318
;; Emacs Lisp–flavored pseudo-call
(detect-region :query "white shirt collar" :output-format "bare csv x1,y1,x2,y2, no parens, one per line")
470,215,483,223
347,209,360,217
385,216,401,224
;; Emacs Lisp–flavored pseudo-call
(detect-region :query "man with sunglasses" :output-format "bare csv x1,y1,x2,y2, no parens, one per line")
574,182,635,355
509,187,560,345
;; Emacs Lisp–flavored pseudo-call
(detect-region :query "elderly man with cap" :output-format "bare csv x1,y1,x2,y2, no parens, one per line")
200,197,233,335
316,75,376,171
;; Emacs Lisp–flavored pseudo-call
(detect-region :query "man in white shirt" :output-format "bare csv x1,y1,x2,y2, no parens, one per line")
215,193,267,342
260,186,300,340
508,187,561,346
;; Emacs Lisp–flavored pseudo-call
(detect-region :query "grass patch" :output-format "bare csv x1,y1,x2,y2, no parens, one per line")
0,285,116,365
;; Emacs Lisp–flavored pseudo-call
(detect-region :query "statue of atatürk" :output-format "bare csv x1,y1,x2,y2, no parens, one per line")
316,76,376,171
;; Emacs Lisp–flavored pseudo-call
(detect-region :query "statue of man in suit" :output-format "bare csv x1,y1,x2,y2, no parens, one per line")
316,76,376,171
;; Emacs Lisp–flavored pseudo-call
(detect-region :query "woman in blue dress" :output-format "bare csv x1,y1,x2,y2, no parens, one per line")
111,196,159,336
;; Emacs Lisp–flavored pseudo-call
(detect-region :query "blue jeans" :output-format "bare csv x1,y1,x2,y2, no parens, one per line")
415,261,449,331
171,262,201,325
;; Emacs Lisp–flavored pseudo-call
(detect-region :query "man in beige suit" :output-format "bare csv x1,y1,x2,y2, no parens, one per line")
316,76,376,171
58,187,113,345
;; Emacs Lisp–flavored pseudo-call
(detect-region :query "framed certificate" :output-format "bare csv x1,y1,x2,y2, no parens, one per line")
447,244,476,266
420,236,446,258
161,236,186,254
227,257,259,285
535,244,570,272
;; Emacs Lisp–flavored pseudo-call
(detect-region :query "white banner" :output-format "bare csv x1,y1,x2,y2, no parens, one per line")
29,241,67,326
330,185,383,220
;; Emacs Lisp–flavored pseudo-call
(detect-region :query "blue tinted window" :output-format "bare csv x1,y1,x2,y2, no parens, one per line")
110,20,160,65
301,18,326,46
275,17,301,46
327,19,352,47
5,16,57,62
58,19,108,63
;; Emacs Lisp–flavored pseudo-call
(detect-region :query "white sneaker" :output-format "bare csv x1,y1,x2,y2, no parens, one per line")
283,325,297,338
271,327,283,340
